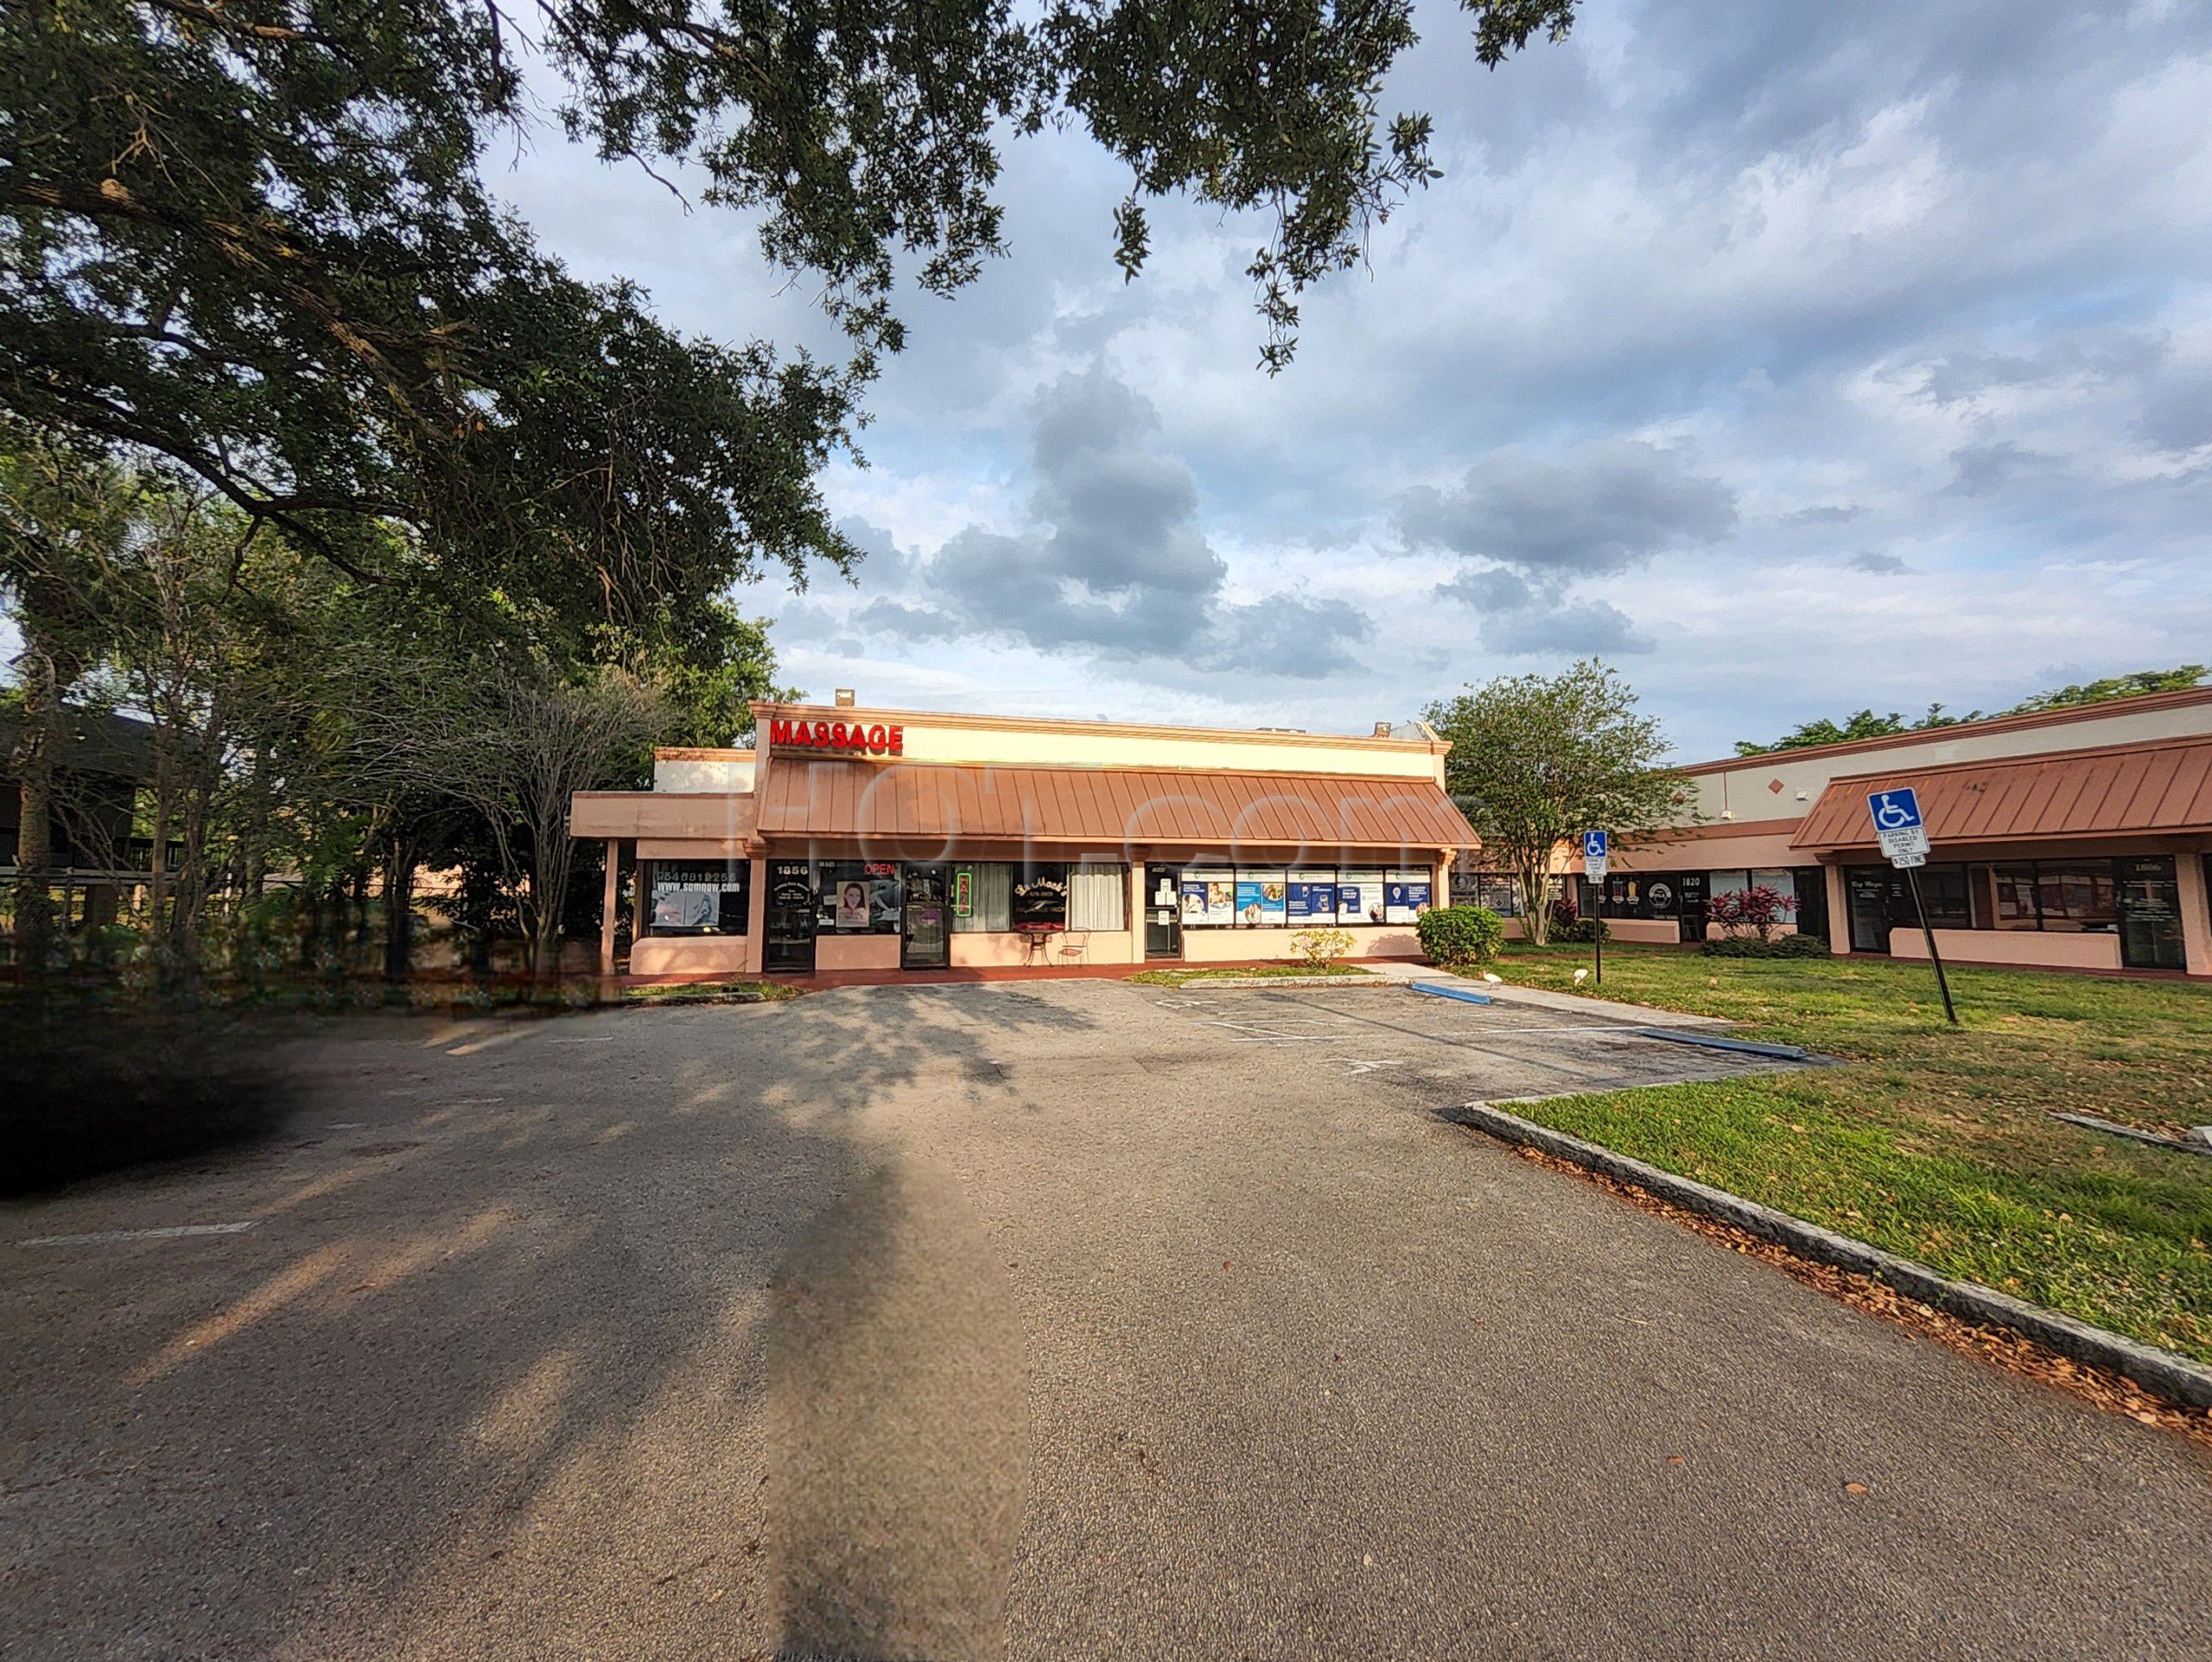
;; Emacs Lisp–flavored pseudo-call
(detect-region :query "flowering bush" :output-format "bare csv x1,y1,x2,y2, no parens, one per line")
1290,927,1354,967
1548,893,1608,944
1707,884,1797,943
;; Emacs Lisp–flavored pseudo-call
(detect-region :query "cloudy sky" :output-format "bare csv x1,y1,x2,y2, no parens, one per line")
494,0,2212,762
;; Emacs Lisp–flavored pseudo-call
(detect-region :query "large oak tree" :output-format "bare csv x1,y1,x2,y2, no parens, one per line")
3,0,1576,641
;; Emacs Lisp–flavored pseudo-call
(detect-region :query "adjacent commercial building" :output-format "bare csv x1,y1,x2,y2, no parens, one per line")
573,696,1474,978
1591,686,2212,976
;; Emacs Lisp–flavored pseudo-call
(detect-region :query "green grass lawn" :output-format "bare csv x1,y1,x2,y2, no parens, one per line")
1128,963,1376,986
1486,943,2212,1364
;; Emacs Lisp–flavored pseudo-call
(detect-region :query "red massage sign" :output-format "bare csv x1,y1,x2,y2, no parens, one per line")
769,716,905,756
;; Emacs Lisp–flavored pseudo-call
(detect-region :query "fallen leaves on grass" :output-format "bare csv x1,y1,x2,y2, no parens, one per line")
1507,1143,2212,1449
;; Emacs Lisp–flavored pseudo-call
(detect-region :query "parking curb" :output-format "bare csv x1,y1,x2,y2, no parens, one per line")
1440,1100,2212,1412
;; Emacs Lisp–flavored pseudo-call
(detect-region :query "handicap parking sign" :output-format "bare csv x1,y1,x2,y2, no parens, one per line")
1867,787,1929,867
1583,831,1609,858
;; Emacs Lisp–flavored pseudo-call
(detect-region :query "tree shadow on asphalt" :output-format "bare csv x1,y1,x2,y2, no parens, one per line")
1,984,1092,1660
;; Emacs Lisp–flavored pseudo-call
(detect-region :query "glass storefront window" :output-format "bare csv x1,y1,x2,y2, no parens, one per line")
1992,863,2039,930
1235,869,1288,927
1011,862,1069,929
1287,869,1338,925
816,860,901,933
1180,868,1237,927
2034,864,2118,933
1067,863,1127,931
2117,857,2184,970
951,863,1013,932
650,860,749,935
1337,869,1387,926
1383,869,1433,924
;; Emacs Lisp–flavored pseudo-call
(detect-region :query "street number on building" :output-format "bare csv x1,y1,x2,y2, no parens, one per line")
1867,788,1930,868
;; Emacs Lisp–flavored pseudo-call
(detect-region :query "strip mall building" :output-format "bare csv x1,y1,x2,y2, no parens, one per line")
1589,685,2212,976
573,696,1473,978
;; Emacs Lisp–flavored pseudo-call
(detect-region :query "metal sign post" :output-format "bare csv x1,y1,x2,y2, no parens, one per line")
1866,788,1958,1026
1583,831,1610,987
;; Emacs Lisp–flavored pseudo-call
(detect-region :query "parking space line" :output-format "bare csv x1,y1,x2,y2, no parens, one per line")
19,1222,259,1248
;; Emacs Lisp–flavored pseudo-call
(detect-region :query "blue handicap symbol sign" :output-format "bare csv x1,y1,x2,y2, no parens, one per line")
1867,788,1923,832
1583,830,1609,857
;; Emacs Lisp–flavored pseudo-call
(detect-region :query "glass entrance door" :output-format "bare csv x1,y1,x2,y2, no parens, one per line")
1846,869,1893,954
902,863,950,970
2115,856,2184,970
1144,866,1182,958
764,860,817,972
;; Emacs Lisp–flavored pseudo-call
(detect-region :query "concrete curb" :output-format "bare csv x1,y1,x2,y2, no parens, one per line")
1440,1100,2212,1412
1144,973,1386,990
1636,1028,1818,1063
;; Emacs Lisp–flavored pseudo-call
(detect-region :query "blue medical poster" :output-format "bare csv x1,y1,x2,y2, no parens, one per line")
1235,878,1287,927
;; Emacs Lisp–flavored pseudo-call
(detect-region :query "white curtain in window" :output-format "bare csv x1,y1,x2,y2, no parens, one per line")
1069,863,1126,931
955,862,1013,932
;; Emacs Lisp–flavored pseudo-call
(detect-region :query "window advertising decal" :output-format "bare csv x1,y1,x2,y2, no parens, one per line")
1179,870,1236,927
1235,876,1287,927
1287,869,1337,922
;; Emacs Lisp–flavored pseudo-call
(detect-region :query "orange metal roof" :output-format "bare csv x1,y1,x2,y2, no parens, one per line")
755,760,1474,854
1790,735,2212,850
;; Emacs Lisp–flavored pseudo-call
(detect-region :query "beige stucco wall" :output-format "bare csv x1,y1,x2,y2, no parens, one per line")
752,703,1448,785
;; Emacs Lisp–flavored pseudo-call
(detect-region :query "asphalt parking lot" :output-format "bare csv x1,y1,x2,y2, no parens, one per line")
5,980,2209,1660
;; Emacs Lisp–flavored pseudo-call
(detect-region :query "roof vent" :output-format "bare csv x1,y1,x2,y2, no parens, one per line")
834,687,855,708
1374,722,1392,736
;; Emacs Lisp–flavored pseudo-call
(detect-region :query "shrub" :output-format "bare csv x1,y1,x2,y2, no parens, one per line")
1552,914,1611,944
1290,927,1353,967
1707,883,1797,942
1701,933,1829,958
1416,905,1505,968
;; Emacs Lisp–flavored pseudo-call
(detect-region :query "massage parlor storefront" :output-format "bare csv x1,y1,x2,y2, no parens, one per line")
571,698,1476,979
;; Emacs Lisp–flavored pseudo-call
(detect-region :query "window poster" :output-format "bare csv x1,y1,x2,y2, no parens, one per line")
835,878,870,931
653,885,715,930
1179,869,1236,927
1383,874,1433,924
1338,874,1384,925
1286,869,1336,922
1235,876,1287,927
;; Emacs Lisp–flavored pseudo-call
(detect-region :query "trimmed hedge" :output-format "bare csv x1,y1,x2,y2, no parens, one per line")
1700,933,1830,958
1416,904,1506,968
1551,916,1611,944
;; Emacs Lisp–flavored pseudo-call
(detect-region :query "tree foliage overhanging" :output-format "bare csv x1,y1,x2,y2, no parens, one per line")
2,0,1576,639
1732,665,2209,756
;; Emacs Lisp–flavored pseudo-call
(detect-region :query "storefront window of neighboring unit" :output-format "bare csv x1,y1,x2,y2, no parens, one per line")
1012,863,1069,929
1067,863,1128,931
1910,863,1974,929
1337,869,1388,926
1993,863,2040,929
650,860,750,934
2035,864,2119,932
816,861,902,933
1473,874,1520,917
2117,857,2185,970
950,863,1014,932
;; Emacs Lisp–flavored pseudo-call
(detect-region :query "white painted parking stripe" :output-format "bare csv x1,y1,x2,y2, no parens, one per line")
19,1222,258,1248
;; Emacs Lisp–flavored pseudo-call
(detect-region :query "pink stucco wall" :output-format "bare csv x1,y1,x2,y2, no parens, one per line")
629,935,755,977
949,930,1141,967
